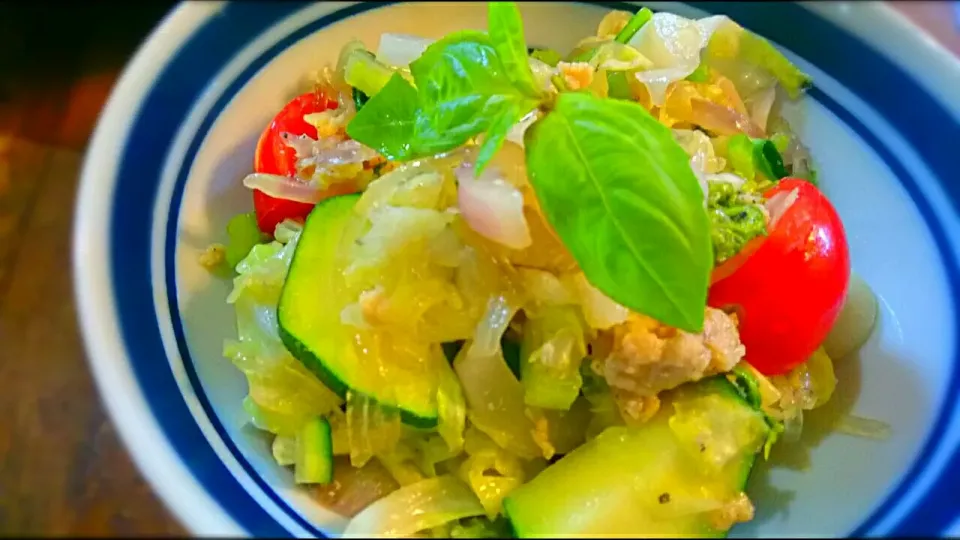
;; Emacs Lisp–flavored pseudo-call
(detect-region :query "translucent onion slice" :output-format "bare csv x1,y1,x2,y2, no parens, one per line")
455,163,532,250
570,273,629,330
376,33,435,67
343,475,485,538
242,173,323,204
823,272,879,360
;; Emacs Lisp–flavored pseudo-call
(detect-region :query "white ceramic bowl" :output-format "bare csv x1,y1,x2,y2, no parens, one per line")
73,1,960,537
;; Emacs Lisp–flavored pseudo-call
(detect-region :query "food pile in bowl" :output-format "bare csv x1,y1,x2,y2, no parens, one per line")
201,2,882,536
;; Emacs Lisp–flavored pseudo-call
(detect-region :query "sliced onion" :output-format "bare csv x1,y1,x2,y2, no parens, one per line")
454,340,541,459
343,475,485,538
376,33,435,67
823,273,879,360
505,109,541,148
283,134,379,169
835,414,892,440
765,186,799,228
282,132,335,160
519,268,577,307
314,457,400,518
689,98,765,138
455,162,532,250
570,273,629,330
692,166,709,208
527,58,556,92
242,173,323,204
747,86,777,133
626,13,730,105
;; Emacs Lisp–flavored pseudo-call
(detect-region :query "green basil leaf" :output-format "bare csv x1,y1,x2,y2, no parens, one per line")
352,87,370,112
475,98,538,174
345,72,420,160
614,7,653,44
488,2,541,98
753,138,788,180
525,92,711,331
410,31,532,156
727,133,788,182
770,132,790,153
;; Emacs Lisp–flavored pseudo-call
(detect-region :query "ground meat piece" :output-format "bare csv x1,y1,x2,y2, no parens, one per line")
598,307,745,398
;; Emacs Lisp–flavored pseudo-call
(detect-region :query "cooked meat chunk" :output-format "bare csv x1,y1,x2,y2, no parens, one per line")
598,307,745,398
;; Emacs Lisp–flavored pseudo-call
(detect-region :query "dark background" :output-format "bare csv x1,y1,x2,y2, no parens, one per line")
0,2,184,535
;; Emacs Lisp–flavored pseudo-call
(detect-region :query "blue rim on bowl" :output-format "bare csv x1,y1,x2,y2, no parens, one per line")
73,1,960,537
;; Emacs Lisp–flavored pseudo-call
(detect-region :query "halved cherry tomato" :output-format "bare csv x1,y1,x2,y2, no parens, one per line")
251,91,337,235
708,179,850,376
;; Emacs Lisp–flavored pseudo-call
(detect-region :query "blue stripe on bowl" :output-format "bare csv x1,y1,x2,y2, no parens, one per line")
104,0,960,536
110,2,390,536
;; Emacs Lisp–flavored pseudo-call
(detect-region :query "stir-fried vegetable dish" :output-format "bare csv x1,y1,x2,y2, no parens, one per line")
204,3,884,537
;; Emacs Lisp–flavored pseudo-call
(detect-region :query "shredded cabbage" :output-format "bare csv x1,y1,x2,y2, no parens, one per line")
454,298,541,459
225,230,342,435
346,391,402,469
436,348,467,453
704,21,811,99
458,426,527,517
625,13,729,105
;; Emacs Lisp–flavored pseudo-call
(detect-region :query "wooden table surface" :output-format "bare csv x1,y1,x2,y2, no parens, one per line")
0,1,955,537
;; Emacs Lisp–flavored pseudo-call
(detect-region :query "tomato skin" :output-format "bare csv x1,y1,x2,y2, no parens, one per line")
710,235,765,285
708,179,850,376
251,189,316,237
251,91,337,235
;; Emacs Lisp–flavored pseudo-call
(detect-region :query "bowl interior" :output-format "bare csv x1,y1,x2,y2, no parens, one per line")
159,2,954,536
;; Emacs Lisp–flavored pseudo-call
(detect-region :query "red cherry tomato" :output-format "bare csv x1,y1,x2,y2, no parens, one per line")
708,179,850,376
252,91,337,235
710,235,765,285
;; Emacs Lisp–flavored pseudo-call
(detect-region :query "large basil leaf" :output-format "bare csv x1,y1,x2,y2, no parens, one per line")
488,2,541,98
524,92,711,331
410,31,534,172
345,72,420,160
